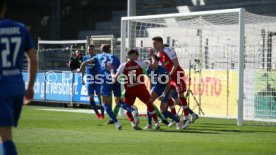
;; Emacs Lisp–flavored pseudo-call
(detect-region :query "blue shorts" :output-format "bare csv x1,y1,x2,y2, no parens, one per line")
163,89,178,103
86,83,100,96
151,87,178,103
101,82,121,97
0,95,23,127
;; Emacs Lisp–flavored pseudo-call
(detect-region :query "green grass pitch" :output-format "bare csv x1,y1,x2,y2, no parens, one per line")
9,106,276,155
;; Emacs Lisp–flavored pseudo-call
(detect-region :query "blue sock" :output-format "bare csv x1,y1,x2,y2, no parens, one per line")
188,108,195,115
162,111,180,123
2,140,17,155
147,111,152,125
98,100,104,115
104,104,118,123
90,100,99,114
118,102,134,113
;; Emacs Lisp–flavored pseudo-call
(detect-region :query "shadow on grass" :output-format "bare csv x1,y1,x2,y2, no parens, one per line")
189,123,276,134
140,128,220,134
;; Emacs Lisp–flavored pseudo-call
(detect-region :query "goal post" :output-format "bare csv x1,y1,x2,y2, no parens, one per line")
121,8,276,125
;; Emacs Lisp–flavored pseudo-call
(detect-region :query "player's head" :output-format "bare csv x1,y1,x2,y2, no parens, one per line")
100,44,110,53
152,36,164,51
127,49,139,61
87,45,95,55
150,55,160,70
0,0,7,17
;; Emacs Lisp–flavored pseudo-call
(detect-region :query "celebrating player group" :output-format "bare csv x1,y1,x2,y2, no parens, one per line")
80,36,198,130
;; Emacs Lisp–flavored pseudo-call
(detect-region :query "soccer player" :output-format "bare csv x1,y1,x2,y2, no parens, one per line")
0,0,37,154
79,45,104,120
111,49,160,129
151,36,190,129
83,44,138,130
144,55,182,129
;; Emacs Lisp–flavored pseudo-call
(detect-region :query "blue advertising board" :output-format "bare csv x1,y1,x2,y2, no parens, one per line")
44,71,72,102
23,72,45,100
22,71,100,104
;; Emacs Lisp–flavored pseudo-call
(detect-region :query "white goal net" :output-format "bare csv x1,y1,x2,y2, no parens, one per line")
120,8,276,125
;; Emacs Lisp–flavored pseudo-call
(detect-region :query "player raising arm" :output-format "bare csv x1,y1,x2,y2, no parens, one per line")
79,45,105,120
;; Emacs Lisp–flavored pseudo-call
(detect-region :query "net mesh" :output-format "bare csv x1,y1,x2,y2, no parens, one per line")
123,11,276,123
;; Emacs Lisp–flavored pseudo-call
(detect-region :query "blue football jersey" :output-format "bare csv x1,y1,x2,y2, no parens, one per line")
0,19,34,96
83,54,100,76
146,65,169,89
96,53,120,82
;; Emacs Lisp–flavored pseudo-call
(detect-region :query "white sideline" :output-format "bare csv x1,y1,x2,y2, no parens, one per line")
37,108,94,114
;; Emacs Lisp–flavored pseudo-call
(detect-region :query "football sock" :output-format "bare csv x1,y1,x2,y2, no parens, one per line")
162,111,180,123
179,97,189,116
98,100,105,116
118,101,134,113
104,104,118,123
113,105,120,118
2,140,17,155
153,104,164,120
126,111,134,123
188,108,195,115
89,100,99,114
168,99,177,116
147,111,152,125
146,103,158,122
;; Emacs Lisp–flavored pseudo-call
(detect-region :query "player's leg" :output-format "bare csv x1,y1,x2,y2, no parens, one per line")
173,87,199,123
87,84,101,119
101,85,121,129
143,111,152,129
168,88,177,116
138,89,159,129
161,91,181,129
0,127,17,155
96,84,105,119
123,93,141,130
0,95,24,155
114,83,135,113
172,75,190,129
149,88,169,125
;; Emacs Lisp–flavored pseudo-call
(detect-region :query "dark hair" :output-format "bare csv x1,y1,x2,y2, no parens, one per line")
152,36,163,44
0,0,7,12
88,45,94,50
164,44,169,47
152,55,160,61
127,49,139,56
100,44,110,53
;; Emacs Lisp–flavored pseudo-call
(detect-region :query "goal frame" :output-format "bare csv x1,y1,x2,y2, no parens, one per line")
120,8,245,126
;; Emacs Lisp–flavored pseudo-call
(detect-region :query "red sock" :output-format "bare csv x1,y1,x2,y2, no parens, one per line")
126,111,134,123
180,97,189,116
146,103,158,122
168,99,176,116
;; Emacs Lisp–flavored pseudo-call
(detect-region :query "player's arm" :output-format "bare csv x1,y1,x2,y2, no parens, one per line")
169,58,179,77
110,63,125,82
24,48,37,104
158,75,170,101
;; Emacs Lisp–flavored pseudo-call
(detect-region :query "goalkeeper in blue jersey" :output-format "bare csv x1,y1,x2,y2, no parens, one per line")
0,0,37,154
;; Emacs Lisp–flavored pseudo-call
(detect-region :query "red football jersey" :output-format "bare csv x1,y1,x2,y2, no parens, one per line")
158,47,184,76
117,59,148,90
